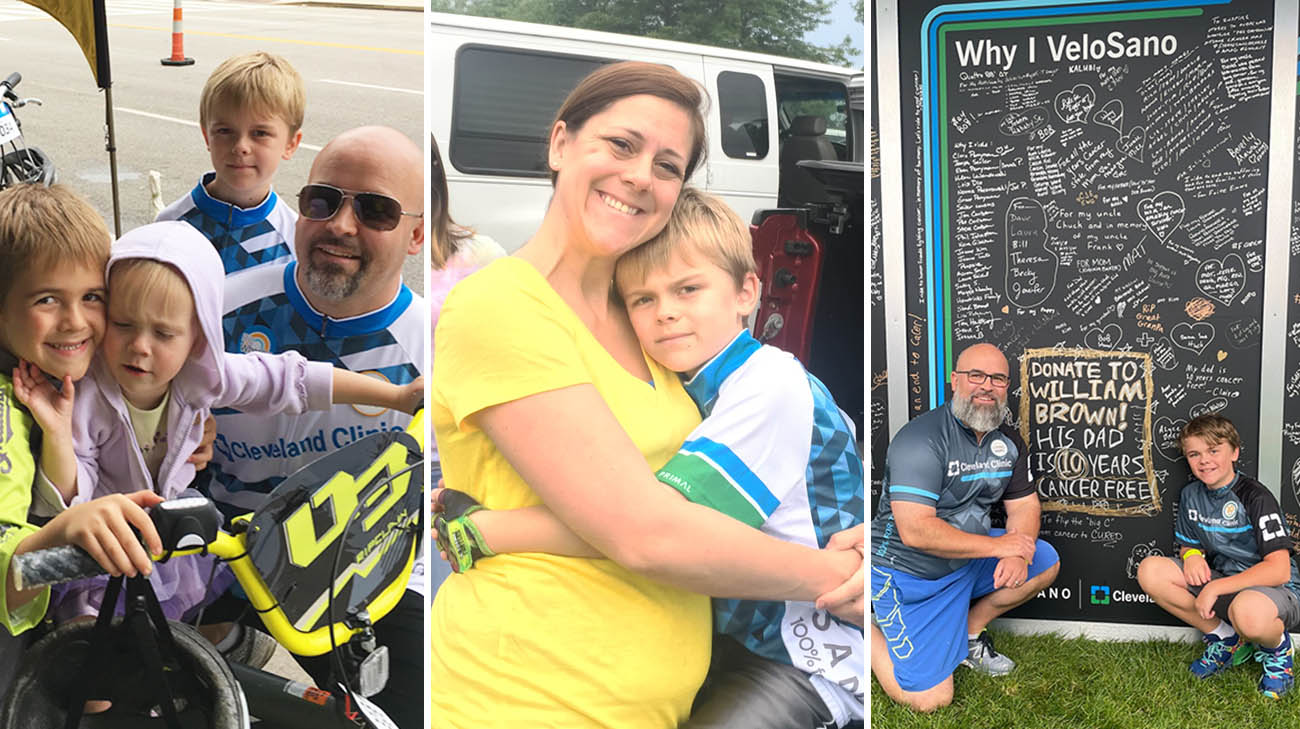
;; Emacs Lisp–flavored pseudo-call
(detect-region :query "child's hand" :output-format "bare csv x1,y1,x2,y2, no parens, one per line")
12,360,74,435
1194,578,1223,620
36,492,164,577
1183,552,1211,586
398,376,424,413
187,414,217,470
816,524,864,625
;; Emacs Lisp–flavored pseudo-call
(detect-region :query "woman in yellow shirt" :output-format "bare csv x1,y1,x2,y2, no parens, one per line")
431,61,860,728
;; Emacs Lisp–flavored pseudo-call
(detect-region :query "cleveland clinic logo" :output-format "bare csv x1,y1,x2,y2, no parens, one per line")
948,460,960,476
1090,585,1110,605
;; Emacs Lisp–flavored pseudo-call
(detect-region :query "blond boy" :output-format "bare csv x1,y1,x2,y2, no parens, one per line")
157,51,305,276
437,188,866,727
0,184,165,640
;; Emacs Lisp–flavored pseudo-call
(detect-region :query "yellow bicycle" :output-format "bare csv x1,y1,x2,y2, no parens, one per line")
1,410,425,729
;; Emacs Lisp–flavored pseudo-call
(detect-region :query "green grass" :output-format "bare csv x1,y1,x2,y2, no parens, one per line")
870,630,1297,729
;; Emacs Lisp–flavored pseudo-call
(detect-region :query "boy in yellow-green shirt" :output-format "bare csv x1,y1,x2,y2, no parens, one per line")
0,184,169,639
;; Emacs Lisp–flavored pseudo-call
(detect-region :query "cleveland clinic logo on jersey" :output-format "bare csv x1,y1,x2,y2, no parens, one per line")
946,455,1014,478
1188,505,1242,529
239,326,274,354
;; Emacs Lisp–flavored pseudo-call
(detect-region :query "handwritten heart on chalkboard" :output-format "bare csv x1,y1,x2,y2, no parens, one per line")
1195,254,1246,306
1092,99,1124,133
1153,416,1189,461
1116,125,1146,162
1170,321,1215,355
1137,192,1184,243
1190,397,1229,419
1150,337,1179,371
1054,84,1096,124
1085,324,1123,350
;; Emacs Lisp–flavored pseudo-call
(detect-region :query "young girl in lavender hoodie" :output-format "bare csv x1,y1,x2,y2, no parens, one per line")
16,221,423,623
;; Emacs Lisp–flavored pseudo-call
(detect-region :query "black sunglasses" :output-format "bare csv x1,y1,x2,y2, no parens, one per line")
297,184,422,232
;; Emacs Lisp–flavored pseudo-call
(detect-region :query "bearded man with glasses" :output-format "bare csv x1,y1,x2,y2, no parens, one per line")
196,126,425,729
869,343,1060,713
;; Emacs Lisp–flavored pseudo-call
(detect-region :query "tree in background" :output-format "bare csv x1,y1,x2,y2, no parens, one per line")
431,0,861,67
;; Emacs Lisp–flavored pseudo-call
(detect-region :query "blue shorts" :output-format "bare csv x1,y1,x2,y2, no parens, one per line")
870,531,1059,692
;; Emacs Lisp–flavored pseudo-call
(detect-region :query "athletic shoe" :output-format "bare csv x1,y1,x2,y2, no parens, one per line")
961,631,1015,676
222,625,277,670
1189,632,1241,678
1256,633,1294,699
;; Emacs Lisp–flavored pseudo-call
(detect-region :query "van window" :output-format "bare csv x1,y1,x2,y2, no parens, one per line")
451,46,608,177
717,71,768,160
775,76,851,162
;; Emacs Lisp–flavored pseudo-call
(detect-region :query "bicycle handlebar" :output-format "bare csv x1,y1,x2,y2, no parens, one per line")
12,543,102,591
1,72,19,100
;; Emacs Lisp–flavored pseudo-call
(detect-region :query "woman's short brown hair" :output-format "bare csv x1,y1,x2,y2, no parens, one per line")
548,61,709,186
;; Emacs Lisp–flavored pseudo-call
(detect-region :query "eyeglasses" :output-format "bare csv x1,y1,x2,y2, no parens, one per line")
297,184,422,232
954,370,1010,387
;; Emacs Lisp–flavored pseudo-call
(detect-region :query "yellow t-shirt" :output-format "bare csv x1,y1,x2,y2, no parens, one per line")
430,257,710,729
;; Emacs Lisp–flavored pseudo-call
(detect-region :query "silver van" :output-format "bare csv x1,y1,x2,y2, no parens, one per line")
429,12,862,250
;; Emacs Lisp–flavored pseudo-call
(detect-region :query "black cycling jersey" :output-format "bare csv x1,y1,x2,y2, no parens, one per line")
1174,473,1300,600
870,401,1033,579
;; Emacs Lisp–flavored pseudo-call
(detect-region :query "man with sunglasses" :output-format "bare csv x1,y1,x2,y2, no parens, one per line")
869,343,1060,713
202,125,425,728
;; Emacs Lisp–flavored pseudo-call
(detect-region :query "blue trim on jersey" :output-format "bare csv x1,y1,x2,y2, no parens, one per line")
1174,530,1201,544
680,437,777,515
683,331,762,415
960,470,1013,482
282,262,414,336
1203,524,1252,534
190,171,279,228
891,485,940,500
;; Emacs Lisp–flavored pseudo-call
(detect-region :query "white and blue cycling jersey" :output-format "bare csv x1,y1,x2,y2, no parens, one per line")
870,400,1034,580
157,171,296,276
654,331,864,725
203,261,424,523
1174,473,1300,600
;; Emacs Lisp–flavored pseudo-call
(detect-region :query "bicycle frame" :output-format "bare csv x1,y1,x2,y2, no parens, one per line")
165,409,425,657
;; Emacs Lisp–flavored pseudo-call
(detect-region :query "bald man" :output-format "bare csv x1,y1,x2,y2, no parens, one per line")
200,126,425,727
869,343,1060,712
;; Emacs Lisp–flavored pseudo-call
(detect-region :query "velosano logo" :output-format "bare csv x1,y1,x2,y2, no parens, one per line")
1038,585,1073,601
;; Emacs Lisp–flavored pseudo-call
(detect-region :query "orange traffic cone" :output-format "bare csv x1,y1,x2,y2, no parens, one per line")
161,0,195,67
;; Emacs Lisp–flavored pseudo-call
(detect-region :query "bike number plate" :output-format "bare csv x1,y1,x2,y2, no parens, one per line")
352,693,397,729
357,644,389,698
0,104,18,145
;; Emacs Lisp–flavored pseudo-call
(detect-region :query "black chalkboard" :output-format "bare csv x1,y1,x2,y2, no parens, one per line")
1280,34,1300,561
870,27,887,510
891,0,1275,625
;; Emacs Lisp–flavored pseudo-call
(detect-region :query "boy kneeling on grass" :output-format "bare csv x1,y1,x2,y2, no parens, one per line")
1137,413,1299,699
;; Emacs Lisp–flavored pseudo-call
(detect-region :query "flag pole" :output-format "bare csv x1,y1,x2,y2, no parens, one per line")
93,0,121,236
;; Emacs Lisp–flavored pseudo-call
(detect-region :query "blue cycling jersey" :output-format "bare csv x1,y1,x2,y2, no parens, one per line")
870,401,1034,579
1174,473,1300,600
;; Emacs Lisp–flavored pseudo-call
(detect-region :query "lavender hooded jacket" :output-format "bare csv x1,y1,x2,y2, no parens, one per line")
52,221,334,621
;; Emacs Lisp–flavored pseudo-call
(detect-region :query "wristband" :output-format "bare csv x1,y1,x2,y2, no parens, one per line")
1182,548,1205,560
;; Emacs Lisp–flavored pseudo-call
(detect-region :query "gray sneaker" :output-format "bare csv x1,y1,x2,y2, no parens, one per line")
961,631,1016,676
222,625,277,670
